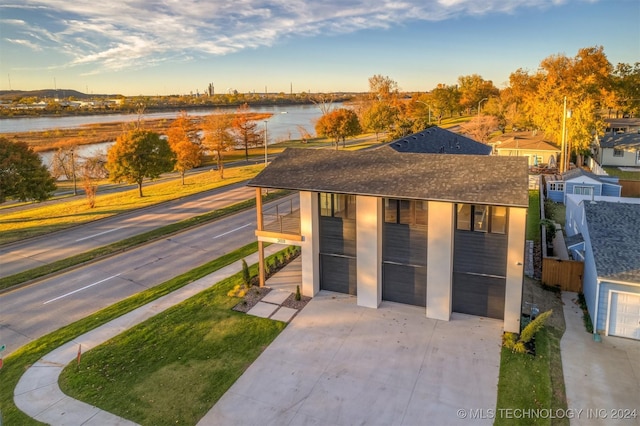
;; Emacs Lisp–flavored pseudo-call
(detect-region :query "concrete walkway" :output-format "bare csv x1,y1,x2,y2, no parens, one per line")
200,293,503,426
561,292,640,426
13,245,284,426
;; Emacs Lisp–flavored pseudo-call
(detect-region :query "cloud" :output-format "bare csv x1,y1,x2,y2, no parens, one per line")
4,0,587,74
6,38,43,51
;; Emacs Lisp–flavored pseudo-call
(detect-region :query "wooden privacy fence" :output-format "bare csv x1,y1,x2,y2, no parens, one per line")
620,180,640,197
542,258,584,292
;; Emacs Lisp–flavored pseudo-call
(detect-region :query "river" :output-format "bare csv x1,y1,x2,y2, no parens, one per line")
0,103,337,166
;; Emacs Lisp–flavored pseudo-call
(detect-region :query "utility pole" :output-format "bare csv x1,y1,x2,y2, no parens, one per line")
478,98,488,118
560,96,567,173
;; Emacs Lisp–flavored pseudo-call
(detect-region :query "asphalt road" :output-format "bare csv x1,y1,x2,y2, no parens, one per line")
0,182,257,279
0,193,298,356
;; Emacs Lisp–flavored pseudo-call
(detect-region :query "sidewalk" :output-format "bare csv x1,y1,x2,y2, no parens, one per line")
13,245,298,426
560,292,640,426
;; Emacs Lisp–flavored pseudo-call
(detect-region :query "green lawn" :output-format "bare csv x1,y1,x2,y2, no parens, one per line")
0,242,264,426
59,261,285,425
495,327,568,426
0,164,264,244
603,166,640,181
527,190,541,242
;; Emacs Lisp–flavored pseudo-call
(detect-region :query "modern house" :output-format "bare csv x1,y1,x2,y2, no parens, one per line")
545,168,621,204
565,195,640,340
593,132,640,167
490,132,561,167
248,145,529,333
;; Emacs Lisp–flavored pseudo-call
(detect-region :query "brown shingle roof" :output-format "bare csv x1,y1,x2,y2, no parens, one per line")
248,148,529,207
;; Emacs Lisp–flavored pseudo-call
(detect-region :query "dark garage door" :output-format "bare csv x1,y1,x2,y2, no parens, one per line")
383,263,427,307
320,254,357,295
453,228,507,319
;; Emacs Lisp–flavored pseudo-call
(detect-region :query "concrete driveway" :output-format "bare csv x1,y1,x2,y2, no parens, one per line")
561,292,640,426
199,291,503,425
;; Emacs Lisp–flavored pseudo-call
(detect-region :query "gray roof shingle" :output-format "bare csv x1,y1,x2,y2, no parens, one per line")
248,147,529,207
381,127,492,155
598,132,640,149
585,201,640,283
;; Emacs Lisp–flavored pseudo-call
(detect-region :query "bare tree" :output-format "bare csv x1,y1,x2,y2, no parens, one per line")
310,94,336,115
460,116,499,143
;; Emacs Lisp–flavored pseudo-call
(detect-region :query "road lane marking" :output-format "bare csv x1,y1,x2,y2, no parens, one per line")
75,227,124,242
212,223,252,239
43,274,122,305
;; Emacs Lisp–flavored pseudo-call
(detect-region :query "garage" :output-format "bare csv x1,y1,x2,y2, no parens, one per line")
452,204,508,320
382,199,428,306
319,193,357,295
607,291,640,340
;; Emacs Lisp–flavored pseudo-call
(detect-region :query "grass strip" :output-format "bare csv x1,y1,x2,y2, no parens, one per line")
0,164,264,244
495,327,568,426
0,190,288,292
527,190,541,242
0,241,263,426
59,255,287,425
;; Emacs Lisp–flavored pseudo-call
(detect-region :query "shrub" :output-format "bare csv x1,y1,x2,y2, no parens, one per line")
503,310,552,354
241,259,250,286
295,285,301,301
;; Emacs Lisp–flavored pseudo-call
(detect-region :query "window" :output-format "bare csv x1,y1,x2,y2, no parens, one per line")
549,182,564,191
636,150,640,164
457,204,508,233
385,198,428,226
319,193,355,219
573,186,593,196
613,149,624,157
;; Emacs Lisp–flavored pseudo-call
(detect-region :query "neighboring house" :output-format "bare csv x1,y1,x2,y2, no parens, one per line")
604,117,640,134
384,126,492,155
594,132,640,167
565,195,640,340
546,168,621,204
248,146,529,333
490,132,561,166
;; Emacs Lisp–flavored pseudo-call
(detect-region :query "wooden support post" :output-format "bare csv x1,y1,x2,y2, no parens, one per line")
256,187,265,287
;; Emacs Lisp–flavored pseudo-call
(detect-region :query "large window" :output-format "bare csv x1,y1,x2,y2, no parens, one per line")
573,186,593,196
384,199,428,226
456,204,507,234
320,193,356,219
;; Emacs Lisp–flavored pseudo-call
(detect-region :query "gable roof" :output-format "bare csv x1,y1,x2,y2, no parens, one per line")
562,168,620,185
598,132,640,149
247,148,529,207
584,201,640,283
492,136,561,152
381,126,492,155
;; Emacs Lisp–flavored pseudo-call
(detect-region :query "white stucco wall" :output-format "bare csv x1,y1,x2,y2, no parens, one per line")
426,201,454,321
504,207,526,333
356,196,382,308
299,191,319,297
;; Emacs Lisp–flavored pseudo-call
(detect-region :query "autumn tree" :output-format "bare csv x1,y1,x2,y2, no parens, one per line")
232,103,262,161
430,84,460,124
106,129,175,197
315,108,362,149
516,46,612,161
203,112,235,178
166,111,202,185
0,137,56,202
457,74,499,115
610,62,640,117
368,74,399,102
361,102,396,140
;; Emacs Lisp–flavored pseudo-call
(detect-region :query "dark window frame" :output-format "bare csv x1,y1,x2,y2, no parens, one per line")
384,198,428,226
319,193,356,219
456,204,508,234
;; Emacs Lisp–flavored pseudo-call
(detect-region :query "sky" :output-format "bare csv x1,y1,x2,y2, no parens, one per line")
0,0,638,96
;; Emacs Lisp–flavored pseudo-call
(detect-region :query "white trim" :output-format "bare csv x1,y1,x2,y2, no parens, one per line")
605,289,640,337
